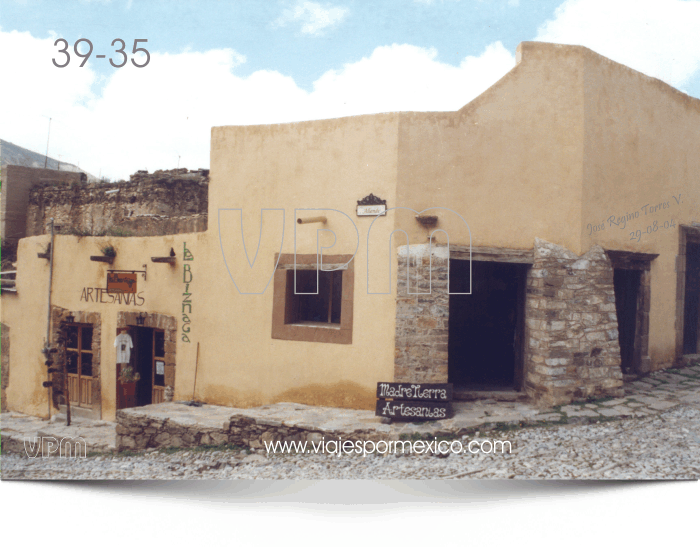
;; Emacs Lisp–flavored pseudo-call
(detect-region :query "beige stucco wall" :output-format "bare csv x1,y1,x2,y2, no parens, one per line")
396,41,700,371
2,115,402,421
206,114,400,411
3,42,698,420
2,233,205,420
578,47,700,369
395,42,585,252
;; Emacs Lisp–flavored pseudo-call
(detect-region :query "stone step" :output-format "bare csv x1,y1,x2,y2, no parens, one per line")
53,404,100,422
453,389,530,402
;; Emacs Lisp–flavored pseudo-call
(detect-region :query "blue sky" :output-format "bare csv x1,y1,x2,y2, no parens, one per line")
2,0,700,179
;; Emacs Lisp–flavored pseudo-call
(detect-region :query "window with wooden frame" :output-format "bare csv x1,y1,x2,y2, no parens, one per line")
65,324,94,407
285,269,343,326
272,253,354,344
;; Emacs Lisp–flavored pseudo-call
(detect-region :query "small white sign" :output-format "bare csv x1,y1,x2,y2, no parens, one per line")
156,360,165,376
357,204,387,216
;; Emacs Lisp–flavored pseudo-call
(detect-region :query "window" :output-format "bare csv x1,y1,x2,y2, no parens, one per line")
65,325,93,377
286,269,343,325
154,329,165,387
272,253,354,344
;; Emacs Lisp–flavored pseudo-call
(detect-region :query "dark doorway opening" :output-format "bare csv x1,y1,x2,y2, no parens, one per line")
448,260,527,391
683,242,700,354
613,269,642,374
133,327,154,407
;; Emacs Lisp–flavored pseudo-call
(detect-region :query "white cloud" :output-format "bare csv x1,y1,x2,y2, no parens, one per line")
0,28,515,180
535,0,700,89
273,1,349,35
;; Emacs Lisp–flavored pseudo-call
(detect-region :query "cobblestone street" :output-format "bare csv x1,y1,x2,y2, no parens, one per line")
2,363,699,480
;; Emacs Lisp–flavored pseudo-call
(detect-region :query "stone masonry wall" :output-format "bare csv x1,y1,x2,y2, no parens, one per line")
26,168,208,238
524,238,624,406
116,410,392,452
394,244,450,383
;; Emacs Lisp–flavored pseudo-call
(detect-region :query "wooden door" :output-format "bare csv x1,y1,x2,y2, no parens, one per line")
65,324,94,408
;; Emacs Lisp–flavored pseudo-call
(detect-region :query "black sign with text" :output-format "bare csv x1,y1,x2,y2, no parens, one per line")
375,399,452,421
376,382,453,401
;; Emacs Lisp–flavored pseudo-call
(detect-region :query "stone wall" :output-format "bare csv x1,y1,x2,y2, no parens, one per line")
524,238,624,406
26,168,208,238
394,244,450,383
116,408,394,452
1,165,84,244
1,323,9,412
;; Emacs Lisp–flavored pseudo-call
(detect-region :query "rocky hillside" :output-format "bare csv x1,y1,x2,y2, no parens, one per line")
0,139,97,182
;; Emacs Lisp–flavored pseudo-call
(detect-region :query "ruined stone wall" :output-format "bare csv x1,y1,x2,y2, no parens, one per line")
524,238,624,406
1,323,9,412
26,168,208,238
394,245,450,383
2,165,84,243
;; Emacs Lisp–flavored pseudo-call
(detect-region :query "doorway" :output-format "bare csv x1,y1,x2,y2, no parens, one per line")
116,326,166,409
683,242,700,354
613,269,642,374
448,260,527,391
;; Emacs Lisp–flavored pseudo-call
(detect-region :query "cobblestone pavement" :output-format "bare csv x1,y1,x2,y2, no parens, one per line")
2,364,699,479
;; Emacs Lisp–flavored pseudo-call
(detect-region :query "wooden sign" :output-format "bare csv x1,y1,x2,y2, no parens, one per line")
107,272,138,294
376,400,452,421
376,382,452,401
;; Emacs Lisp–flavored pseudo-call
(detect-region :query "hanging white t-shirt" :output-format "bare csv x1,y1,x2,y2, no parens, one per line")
114,332,133,364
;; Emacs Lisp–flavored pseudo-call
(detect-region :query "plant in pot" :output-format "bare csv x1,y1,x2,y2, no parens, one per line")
118,364,141,383
90,243,117,264
118,364,140,409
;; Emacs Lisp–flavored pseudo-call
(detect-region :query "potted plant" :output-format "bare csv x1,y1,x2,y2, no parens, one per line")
118,364,140,409
90,244,117,264
118,363,140,383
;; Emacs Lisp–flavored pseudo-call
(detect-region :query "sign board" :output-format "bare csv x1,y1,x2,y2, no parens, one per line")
357,204,387,216
107,272,138,294
376,382,452,401
376,400,452,421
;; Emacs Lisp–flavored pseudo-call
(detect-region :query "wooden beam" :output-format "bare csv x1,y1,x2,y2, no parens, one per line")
450,245,534,264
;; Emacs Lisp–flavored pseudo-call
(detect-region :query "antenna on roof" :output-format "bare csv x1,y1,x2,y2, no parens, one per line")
44,117,52,168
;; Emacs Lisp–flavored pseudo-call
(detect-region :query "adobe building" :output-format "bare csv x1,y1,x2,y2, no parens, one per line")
2,42,700,421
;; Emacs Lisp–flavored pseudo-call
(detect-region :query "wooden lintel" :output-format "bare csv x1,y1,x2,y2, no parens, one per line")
277,263,347,271
450,245,534,264
89,255,115,264
605,250,660,270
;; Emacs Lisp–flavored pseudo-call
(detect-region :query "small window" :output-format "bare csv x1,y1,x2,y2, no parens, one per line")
154,330,165,358
286,269,342,325
272,254,354,344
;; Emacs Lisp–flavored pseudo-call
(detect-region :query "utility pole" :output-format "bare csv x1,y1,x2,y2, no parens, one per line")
44,117,52,168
